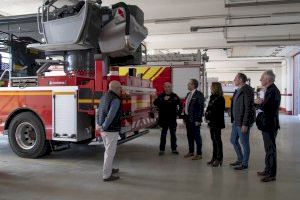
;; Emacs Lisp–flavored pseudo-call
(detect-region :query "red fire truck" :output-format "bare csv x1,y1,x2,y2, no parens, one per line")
0,0,158,158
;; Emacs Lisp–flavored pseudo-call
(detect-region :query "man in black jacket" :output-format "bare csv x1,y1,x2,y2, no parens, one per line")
230,73,256,170
184,79,205,160
255,70,281,182
97,81,122,182
154,82,182,155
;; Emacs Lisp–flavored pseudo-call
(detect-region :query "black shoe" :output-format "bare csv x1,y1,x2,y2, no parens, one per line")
212,160,223,167
257,171,268,176
234,165,248,170
112,168,119,174
172,150,179,155
103,175,120,182
230,161,242,167
159,151,165,156
261,176,276,182
207,159,215,165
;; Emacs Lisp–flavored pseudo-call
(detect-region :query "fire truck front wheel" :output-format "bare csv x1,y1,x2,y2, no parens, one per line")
8,112,50,158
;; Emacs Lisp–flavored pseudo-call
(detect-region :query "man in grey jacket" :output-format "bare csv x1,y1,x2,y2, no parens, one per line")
230,73,255,170
97,81,122,182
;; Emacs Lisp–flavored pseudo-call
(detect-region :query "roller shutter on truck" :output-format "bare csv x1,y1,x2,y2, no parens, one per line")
172,67,201,99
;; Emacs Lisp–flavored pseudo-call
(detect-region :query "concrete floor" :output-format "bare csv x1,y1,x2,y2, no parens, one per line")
0,115,300,200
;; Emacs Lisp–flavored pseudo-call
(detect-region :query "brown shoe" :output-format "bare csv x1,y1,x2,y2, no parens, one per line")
261,176,276,182
184,153,194,158
191,155,202,160
257,171,268,176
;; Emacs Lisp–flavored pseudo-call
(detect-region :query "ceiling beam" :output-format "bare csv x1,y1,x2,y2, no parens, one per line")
225,0,300,7
0,14,36,25
191,21,300,32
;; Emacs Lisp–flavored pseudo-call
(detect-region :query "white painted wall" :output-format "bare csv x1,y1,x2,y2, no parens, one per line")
207,68,283,92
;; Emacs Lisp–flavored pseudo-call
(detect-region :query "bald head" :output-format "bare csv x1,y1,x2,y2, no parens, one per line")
109,81,122,96
163,82,172,95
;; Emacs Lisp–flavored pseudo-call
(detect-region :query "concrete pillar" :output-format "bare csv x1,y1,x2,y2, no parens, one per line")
280,60,287,112
286,57,294,115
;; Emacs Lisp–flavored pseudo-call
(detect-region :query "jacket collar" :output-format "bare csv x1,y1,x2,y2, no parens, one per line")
266,83,275,90
189,89,197,96
234,85,245,99
108,90,121,99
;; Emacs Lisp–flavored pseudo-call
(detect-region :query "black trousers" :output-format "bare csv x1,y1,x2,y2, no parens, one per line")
186,121,202,155
210,128,223,161
160,122,177,151
262,131,277,177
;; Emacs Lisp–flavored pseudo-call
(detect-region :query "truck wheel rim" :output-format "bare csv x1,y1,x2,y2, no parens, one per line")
15,122,38,150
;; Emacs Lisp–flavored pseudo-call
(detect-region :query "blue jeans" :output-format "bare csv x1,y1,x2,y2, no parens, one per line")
230,123,251,167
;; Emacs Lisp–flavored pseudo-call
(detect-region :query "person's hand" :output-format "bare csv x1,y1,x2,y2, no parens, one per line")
195,122,200,126
96,125,102,131
241,126,248,134
255,98,263,105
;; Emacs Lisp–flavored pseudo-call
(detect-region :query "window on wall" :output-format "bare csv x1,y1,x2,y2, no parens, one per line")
295,54,300,115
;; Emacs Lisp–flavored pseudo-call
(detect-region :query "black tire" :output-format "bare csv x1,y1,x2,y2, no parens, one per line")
8,112,50,158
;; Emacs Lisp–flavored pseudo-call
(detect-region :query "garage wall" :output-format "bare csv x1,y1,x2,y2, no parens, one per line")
207,70,282,91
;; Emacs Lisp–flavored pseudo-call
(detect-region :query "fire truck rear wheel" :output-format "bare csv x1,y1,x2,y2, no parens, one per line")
8,112,50,158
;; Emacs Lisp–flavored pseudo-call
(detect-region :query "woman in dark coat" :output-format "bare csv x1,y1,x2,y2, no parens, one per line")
205,82,225,167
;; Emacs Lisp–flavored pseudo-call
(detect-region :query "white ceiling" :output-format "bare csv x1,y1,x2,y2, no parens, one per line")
1,0,300,62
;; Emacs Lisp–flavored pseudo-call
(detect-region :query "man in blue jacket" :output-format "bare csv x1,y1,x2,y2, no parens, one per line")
97,81,122,182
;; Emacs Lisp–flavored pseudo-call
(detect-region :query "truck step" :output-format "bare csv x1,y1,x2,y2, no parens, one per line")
51,142,71,152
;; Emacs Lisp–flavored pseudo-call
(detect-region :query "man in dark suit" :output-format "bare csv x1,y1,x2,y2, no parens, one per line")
255,70,281,182
184,79,205,160
230,73,256,170
154,82,182,156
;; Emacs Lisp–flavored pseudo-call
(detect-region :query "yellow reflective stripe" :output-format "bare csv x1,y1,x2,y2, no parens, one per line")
0,91,52,96
78,99,101,104
137,67,149,75
151,67,165,81
142,67,160,79
119,67,150,77
78,99,93,103
119,67,130,76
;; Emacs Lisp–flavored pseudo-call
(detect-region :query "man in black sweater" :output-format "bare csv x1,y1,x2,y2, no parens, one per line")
154,82,182,155
255,70,281,182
